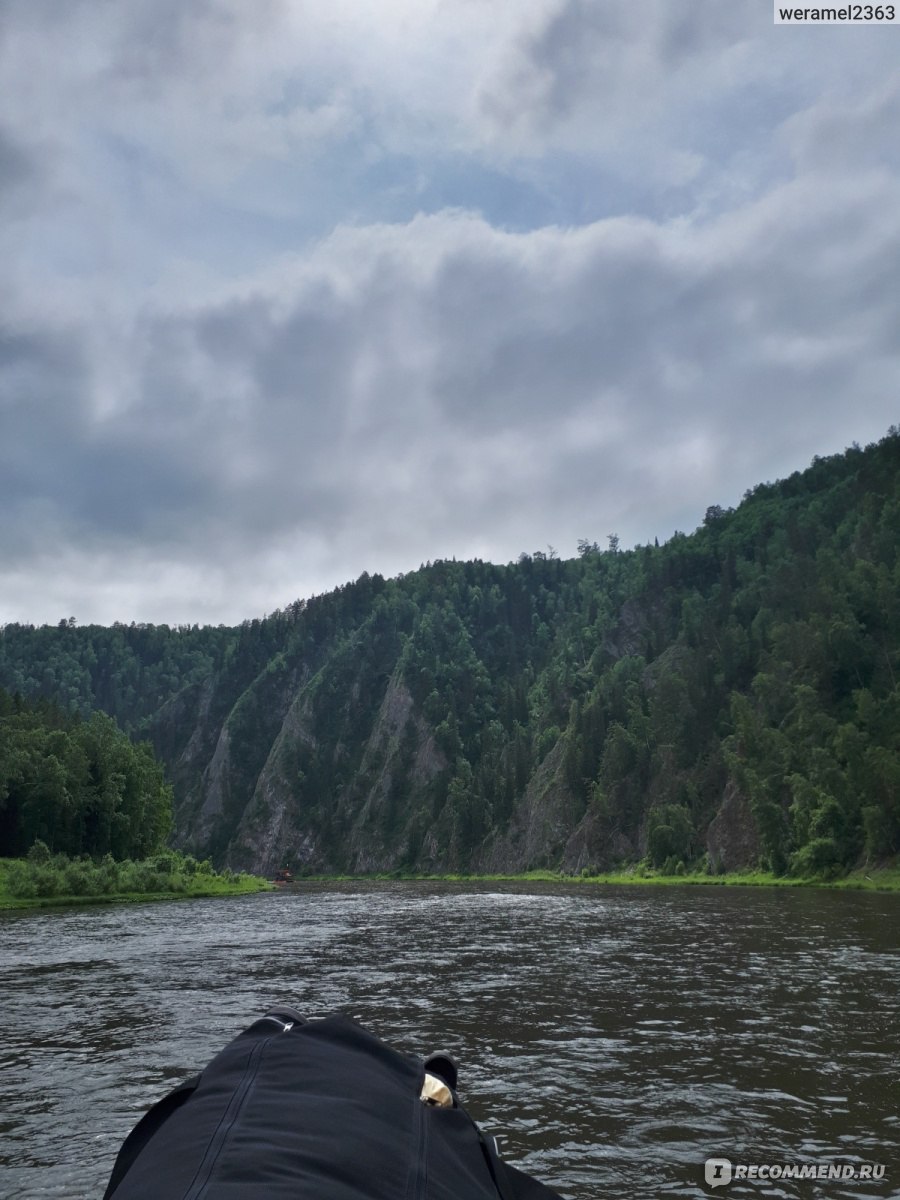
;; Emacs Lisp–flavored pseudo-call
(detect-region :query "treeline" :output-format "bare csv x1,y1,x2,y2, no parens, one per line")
1,429,898,877
0,621,235,734
0,690,172,859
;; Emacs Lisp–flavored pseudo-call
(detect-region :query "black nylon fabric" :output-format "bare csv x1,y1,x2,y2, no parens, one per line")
104,1012,564,1200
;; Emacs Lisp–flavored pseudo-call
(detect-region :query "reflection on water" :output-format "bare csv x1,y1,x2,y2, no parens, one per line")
0,883,897,1198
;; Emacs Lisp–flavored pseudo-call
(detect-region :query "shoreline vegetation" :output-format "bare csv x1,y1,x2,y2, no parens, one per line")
0,847,271,911
2,855,897,910
293,862,900,893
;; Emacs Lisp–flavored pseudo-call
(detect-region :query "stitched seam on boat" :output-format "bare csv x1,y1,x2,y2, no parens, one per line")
180,1035,270,1200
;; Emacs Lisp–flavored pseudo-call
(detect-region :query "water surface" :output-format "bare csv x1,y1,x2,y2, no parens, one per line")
0,882,896,1198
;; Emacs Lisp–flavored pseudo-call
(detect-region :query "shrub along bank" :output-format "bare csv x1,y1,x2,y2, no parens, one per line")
0,841,271,909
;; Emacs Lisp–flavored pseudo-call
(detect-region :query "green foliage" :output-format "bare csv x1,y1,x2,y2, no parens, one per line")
790,837,843,878
27,838,51,865
0,692,172,860
0,621,233,733
1,848,265,903
1,429,899,879
648,805,694,867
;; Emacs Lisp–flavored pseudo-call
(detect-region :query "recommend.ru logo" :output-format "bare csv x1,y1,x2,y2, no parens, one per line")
704,1157,885,1187
705,1159,732,1188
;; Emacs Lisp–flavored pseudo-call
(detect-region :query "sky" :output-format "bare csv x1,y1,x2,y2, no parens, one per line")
1,0,898,627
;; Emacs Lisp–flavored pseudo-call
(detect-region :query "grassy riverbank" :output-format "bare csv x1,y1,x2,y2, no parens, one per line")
567,865,900,891
297,863,900,892
0,851,272,911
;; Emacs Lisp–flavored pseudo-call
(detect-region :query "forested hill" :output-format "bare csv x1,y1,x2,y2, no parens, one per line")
1,431,898,877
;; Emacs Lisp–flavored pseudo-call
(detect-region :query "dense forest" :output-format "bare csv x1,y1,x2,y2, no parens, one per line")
0,690,172,859
1,430,898,878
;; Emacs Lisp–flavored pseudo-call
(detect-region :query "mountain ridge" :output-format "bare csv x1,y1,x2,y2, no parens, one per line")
2,428,898,878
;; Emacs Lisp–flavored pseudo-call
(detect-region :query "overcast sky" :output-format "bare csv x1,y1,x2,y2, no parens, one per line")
1,1,897,626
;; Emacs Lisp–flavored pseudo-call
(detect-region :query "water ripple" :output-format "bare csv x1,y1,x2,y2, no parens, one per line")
0,883,896,1199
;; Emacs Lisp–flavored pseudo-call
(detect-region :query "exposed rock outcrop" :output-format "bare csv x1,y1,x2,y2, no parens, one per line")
706,780,761,871
480,740,572,872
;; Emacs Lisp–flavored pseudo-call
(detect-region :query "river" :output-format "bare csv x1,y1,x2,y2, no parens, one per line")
0,882,896,1199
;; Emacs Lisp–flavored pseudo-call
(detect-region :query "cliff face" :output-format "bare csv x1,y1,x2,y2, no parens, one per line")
225,672,448,876
149,619,459,875
147,605,762,877
480,741,577,873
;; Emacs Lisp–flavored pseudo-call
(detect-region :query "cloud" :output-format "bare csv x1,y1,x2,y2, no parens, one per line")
0,126,41,210
781,75,900,178
4,177,898,625
0,1,897,624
